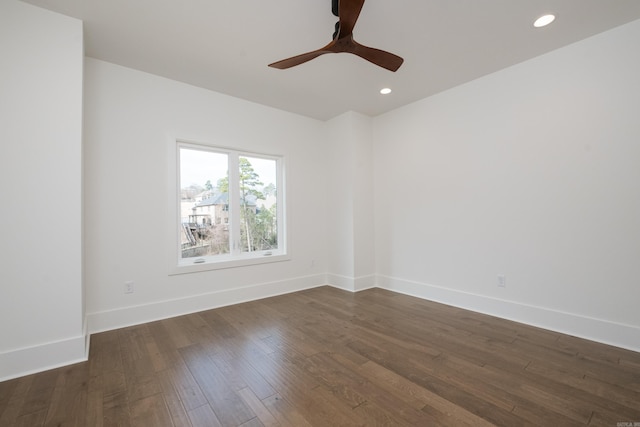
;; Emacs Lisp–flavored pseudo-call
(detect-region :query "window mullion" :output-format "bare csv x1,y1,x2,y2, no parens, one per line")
228,152,241,255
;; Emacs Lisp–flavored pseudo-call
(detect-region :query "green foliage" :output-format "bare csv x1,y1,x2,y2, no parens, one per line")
238,157,265,201
216,176,228,193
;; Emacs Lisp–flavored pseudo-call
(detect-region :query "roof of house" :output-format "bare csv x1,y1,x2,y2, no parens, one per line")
195,193,257,208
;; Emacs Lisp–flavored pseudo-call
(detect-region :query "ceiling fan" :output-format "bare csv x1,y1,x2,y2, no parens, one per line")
269,0,404,72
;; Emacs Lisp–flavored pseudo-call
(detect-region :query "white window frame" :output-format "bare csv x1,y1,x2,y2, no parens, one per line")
168,139,289,275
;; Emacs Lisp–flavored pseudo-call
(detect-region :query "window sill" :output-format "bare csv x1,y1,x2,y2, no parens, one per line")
169,252,290,275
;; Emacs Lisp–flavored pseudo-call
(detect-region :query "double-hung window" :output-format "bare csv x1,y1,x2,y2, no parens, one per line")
170,140,287,273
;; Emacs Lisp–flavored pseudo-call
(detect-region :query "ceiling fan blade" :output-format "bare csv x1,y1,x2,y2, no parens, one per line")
338,0,365,38
268,0,403,71
268,43,334,69
350,40,404,72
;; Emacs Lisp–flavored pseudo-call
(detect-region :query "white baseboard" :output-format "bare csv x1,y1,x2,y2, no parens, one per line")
376,275,640,353
0,334,88,382
327,273,376,292
87,273,328,334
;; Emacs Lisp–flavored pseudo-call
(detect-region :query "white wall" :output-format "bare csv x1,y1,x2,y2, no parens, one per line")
83,59,328,332
326,114,355,282
326,112,375,291
373,19,640,351
0,0,85,380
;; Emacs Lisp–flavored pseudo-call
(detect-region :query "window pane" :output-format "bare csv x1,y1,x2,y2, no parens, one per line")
179,147,229,258
238,156,278,253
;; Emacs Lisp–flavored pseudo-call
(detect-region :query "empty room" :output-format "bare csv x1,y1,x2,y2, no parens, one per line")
1,0,639,425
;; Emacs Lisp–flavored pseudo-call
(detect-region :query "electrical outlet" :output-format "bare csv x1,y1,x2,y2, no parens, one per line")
497,275,506,288
124,281,134,294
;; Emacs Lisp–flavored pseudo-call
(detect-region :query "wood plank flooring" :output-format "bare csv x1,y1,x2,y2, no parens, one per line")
1,286,639,426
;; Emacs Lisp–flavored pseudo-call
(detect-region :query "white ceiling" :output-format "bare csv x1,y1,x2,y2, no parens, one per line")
21,0,640,121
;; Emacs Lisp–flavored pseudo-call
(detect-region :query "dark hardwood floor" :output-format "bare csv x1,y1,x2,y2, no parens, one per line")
1,286,639,426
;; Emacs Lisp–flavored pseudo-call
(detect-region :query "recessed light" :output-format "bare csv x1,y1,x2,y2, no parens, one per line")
534,14,555,28
380,88,392,95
